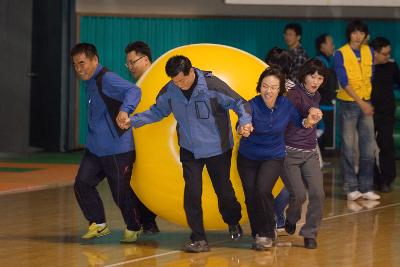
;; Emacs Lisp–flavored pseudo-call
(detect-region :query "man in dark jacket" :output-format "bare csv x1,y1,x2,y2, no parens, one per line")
370,37,400,192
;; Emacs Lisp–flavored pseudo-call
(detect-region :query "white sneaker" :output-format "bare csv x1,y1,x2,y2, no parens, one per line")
347,191,363,201
362,191,381,200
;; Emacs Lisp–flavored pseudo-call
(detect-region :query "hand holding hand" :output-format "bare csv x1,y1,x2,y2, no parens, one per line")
116,111,130,129
239,123,254,137
308,108,323,125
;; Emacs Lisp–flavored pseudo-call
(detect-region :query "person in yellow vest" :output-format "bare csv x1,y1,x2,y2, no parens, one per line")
334,20,380,201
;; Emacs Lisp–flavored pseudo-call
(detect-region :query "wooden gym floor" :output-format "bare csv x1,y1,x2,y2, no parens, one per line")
0,154,399,266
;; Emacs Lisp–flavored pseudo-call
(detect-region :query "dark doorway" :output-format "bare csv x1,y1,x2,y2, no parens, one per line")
30,0,74,151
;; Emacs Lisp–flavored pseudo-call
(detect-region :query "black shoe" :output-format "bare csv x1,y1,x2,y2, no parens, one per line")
143,221,160,235
183,240,210,253
304,238,317,249
285,220,296,235
229,224,243,240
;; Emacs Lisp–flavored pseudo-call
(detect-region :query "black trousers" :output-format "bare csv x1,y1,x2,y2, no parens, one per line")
374,113,396,186
180,148,242,241
237,153,283,238
74,150,141,231
134,193,157,225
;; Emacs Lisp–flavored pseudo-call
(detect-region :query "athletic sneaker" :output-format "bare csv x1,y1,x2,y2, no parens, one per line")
347,191,363,201
362,191,381,200
228,224,243,240
183,240,210,253
252,234,273,251
120,228,142,243
81,223,111,239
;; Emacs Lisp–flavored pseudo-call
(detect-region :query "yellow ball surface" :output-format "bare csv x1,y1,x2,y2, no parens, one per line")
132,44,284,229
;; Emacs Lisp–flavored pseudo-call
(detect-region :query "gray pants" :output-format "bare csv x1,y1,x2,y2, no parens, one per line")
281,149,325,238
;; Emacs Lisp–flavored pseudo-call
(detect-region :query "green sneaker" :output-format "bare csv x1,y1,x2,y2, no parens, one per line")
120,228,142,243
81,223,111,239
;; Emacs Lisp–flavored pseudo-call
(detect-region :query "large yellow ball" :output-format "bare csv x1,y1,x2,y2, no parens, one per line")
132,44,284,229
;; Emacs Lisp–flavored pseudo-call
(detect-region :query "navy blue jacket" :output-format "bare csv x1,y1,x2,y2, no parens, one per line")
131,68,252,159
84,64,142,156
239,95,302,161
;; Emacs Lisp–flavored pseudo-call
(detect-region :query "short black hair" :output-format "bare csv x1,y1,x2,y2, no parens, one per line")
297,58,328,86
256,67,287,96
284,23,302,36
165,55,192,78
264,47,293,76
370,37,391,53
315,34,329,54
70,43,98,59
125,41,152,62
346,19,369,43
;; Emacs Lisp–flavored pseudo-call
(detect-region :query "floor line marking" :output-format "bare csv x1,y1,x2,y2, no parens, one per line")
104,201,400,266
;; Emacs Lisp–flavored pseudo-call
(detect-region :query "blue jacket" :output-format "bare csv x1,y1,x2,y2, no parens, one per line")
85,64,142,156
131,68,252,159
239,95,302,161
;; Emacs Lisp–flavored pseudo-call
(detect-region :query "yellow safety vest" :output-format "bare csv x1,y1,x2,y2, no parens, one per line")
336,44,373,101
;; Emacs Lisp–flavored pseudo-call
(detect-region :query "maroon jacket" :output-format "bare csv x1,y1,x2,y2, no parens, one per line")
285,84,320,150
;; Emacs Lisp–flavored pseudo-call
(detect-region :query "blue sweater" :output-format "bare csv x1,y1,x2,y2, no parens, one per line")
131,68,252,159
238,95,302,161
85,64,142,156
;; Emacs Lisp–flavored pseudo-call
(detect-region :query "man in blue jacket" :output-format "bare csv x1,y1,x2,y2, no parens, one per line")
124,41,160,234
71,43,142,243
128,55,252,252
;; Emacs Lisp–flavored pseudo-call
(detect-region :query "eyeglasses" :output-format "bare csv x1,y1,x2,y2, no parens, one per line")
125,56,145,68
262,84,280,92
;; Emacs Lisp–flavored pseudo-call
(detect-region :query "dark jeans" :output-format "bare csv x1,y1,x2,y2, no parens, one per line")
274,187,290,227
237,153,283,239
374,113,396,187
180,148,242,242
74,150,141,231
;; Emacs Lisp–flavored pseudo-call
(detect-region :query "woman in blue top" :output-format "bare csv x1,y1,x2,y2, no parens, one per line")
237,67,321,251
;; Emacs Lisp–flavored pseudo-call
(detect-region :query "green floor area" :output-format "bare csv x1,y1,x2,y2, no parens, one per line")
0,151,83,164
0,167,43,172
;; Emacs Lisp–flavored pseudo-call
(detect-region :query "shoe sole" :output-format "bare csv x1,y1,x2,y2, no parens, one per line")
82,230,111,239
